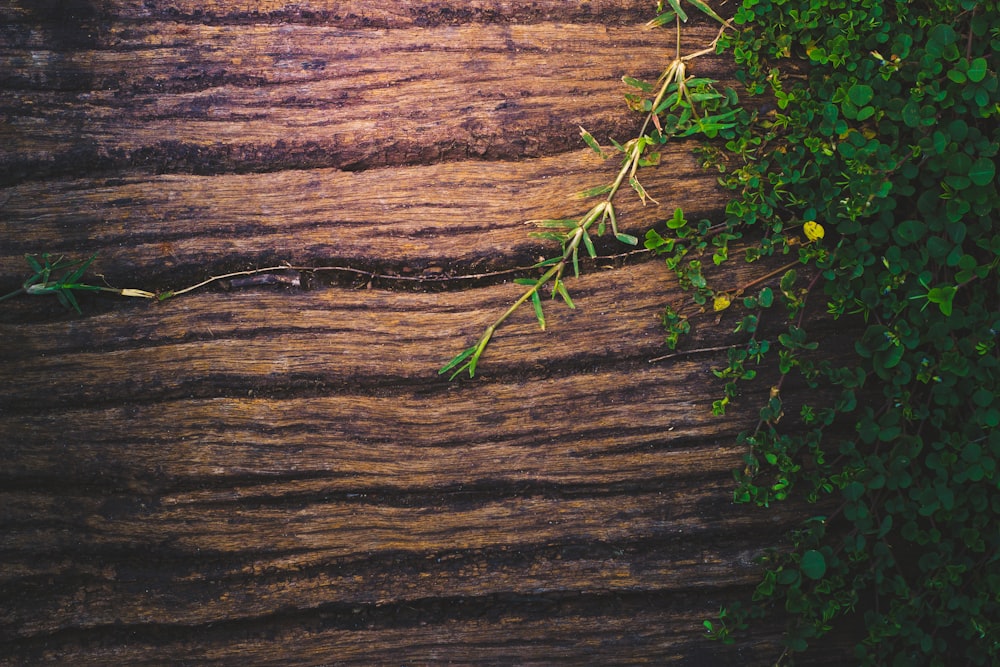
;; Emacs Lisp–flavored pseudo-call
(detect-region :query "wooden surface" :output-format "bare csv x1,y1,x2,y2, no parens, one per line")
1,2,852,664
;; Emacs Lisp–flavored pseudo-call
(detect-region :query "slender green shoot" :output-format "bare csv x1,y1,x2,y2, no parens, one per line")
0,253,154,313
440,0,734,379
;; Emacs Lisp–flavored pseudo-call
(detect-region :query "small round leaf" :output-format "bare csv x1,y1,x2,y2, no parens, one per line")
801,550,827,580
848,83,874,106
967,57,988,82
969,157,996,187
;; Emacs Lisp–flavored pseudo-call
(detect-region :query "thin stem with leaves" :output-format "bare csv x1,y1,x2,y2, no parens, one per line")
441,0,735,379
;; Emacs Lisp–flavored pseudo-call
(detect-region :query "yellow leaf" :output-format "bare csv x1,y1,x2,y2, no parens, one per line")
713,294,731,311
120,288,156,298
803,220,825,242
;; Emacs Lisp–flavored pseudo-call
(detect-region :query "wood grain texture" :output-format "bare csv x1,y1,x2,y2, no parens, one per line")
0,148,720,286
0,16,734,184
0,1,854,664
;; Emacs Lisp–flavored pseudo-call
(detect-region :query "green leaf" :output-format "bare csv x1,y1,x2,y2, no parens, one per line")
927,285,957,315
64,254,97,284
666,0,688,22
439,346,477,377
776,568,799,586
579,126,606,157
780,269,797,293
969,157,996,187
573,184,613,199
582,230,597,258
630,176,655,205
644,10,677,29
530,291,546,330
554,281,575,308
972,387,993,408
621,76,653,93
25,254,43,274
843,480,865,501
877,515,893,538
655,90,681,114
901,100,921,128
685,0,730,25
877,344,904,369
666,207,687,229
894,219,926,245
967,57,988,82
786,636,808,652
644,228,674,253
848,83,873,106
60,288,82,314
800,550,827,580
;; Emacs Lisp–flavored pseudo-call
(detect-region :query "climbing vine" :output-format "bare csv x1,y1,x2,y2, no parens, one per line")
443,0,1000,664
684,1,999,664
439,0,736,378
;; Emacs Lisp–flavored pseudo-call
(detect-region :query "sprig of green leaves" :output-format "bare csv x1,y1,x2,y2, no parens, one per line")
684,0,1000,663
441,2,735,378
0,253,155,312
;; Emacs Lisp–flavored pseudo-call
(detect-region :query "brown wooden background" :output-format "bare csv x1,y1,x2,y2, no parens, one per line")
1,1,853,664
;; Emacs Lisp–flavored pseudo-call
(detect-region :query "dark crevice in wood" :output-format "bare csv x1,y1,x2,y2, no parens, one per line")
0,473,751,514
0,131,640,187
1,585,751,656
0,312,858,415
40,2,675,29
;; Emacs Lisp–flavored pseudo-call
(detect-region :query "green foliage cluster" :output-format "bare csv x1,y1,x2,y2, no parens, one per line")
674,0,1000,664
440,2,997,661
0,253,156,311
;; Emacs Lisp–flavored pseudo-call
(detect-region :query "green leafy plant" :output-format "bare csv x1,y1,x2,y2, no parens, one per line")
443,0,998,663
440,0,736,379
672,1,1000,664
0,253,155,312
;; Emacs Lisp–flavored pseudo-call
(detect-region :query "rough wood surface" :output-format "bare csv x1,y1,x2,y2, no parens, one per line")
0,149,720,284
0,11,734,185
0,1,853,664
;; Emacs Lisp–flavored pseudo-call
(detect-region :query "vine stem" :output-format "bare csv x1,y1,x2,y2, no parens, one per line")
733,259,800,297
0,287,26,304
648,344,736,363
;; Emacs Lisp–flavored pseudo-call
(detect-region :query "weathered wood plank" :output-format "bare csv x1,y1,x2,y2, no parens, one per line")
0,2,860,664
0,483,788,630
0,1,697,30
0,257,824,405
0,258,846,661
92,0,659,25
0,374,747,485
0,148,721,286
0,19,734,182
3,609,797,666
